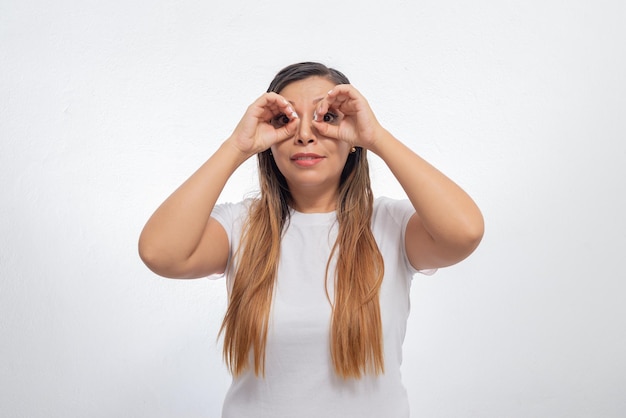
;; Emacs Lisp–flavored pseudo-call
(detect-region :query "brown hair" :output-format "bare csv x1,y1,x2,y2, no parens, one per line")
220,62,385,379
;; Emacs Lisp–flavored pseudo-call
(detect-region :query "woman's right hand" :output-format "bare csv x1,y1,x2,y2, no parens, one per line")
139,93,299,279
227,92,299,156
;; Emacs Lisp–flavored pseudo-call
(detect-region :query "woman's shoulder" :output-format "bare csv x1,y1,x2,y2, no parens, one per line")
373,196,414,220
211,198,255,226
214,198,253,211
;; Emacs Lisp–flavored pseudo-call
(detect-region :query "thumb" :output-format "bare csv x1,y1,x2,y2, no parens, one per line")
273,118,299,143
313,120,339,139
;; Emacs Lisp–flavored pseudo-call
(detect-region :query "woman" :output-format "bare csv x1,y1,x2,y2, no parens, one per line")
139,62,484,417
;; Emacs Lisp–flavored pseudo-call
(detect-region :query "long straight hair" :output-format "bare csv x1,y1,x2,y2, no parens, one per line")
220,62,385,379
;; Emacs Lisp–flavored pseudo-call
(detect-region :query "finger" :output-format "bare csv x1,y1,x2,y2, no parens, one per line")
276,122,297,142
268,93,299,118
312,119,339,140
314,85,356,120
327,84,359,106
254,92,299,122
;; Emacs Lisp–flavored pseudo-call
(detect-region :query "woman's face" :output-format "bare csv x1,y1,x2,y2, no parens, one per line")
270,76,351,198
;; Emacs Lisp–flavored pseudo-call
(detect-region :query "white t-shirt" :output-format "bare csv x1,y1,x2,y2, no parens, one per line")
211,197,433,418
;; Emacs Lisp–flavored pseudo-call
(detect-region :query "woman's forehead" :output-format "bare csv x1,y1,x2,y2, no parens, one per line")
279,76,336,102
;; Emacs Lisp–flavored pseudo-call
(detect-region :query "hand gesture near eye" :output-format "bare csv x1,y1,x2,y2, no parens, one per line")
228,92,299,157
312,85,385,151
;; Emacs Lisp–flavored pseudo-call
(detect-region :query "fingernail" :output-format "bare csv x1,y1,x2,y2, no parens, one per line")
287,106,298,118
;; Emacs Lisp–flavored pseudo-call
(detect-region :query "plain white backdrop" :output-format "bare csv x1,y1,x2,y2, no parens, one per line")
1,0,625,416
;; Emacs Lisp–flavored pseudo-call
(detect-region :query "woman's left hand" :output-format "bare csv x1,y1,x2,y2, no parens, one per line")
312,84,384,150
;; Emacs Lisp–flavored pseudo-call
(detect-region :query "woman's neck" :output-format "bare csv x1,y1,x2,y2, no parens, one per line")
289,188,338,213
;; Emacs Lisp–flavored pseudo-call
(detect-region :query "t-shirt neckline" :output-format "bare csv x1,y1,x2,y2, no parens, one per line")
289,208,337,225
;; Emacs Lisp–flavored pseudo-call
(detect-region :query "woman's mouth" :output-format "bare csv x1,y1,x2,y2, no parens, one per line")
291,153,325,167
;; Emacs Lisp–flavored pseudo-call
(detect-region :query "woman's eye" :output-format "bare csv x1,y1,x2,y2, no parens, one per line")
270,114,290,128
323,112,338,123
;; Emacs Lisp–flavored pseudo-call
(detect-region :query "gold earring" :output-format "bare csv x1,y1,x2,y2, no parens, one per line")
350,147,357,153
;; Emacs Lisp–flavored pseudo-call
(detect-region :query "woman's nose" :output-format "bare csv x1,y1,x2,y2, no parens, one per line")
295,117,317,145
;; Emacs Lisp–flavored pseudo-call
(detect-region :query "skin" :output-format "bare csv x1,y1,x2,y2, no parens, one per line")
269,77,352,212
138,76,484,278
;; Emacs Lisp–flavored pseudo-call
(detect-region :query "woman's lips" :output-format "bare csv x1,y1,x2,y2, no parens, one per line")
290,153,325,167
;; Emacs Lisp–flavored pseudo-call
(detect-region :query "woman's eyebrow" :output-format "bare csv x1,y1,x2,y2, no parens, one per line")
287,97,325,105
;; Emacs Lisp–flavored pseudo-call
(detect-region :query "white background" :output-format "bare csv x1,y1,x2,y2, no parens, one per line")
1,0,625,417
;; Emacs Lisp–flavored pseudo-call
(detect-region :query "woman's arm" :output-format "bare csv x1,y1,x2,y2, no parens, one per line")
138,144,246,279
369,129,484,270
138,93,299,279
313,85,484,271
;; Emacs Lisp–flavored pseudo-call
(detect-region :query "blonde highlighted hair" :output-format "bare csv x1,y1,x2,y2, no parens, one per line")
219,62,384,379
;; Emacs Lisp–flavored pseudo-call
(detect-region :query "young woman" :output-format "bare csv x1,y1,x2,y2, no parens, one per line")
139,62,484,417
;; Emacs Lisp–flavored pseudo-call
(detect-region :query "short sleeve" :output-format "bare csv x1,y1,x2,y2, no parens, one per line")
211,201,242,244
208,200,249,279
373,197,437,277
